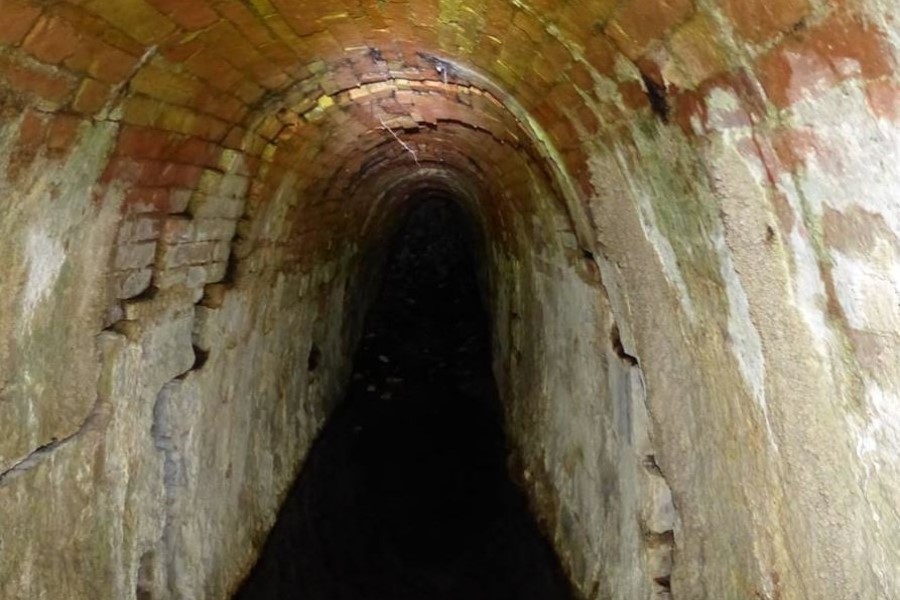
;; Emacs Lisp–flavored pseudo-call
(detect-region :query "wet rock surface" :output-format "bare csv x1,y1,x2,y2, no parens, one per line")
234,199,574,600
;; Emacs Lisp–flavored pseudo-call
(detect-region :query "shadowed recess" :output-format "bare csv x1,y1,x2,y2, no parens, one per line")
234,199,575,600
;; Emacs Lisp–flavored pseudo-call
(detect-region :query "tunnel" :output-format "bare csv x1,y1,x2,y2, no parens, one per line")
233,197,576,599
1,1,900,599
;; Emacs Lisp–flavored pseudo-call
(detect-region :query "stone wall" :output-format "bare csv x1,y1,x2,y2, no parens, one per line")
1,0,899,598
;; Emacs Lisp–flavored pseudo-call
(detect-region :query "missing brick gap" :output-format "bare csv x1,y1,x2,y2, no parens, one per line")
610,324,638,366
191,346,209,372
307,343,322,372
219,247,239,287
131,284,160,303
643,454,664,477
654,575,672,591
640,71,670,123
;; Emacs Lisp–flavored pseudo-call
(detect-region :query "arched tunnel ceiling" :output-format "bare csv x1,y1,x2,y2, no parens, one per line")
6,0,893,260
3,2,900,598
5,0,893,265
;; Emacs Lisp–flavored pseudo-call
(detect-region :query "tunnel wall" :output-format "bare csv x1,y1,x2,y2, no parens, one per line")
474,172,675,599
0,1,899,599
493,30,900,600
0,111,371,597
478,5,900,600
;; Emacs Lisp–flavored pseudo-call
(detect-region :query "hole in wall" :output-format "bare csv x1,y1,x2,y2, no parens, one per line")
221,245,240,286
190,345,209,372
654,574,672,591
234,197,575,600
307,343,321,373
135,550,156,600
130,284,160,303
640,71,670,123
611,325,638,366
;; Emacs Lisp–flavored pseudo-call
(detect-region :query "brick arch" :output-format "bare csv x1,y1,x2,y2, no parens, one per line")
2,1,900,599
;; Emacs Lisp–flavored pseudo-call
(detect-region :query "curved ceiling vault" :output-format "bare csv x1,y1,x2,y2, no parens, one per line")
4,0,676,265
2,1,900,599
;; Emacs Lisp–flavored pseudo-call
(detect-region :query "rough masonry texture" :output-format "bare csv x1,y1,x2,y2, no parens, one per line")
0,0,898,598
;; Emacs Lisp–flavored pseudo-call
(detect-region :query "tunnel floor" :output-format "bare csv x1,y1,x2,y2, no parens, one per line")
233,199,574,600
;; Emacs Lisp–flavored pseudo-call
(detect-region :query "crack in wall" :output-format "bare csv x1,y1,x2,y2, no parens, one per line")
0,381,110,487
150,378,187,597
610,318,677,599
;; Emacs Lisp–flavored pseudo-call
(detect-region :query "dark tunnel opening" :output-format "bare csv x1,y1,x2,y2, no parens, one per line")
233,198,575,600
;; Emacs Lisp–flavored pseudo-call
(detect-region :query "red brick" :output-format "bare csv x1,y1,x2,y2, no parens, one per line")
0,0,42,46
20,10,139,84
547,82,583,112
217,0,273,47
104,157,200,188
145,0,219,30
531,54,561,85
757,12,894,109
0,54,76,106
184,49,245,91
583,35,618,77
720,0,811,43
222,126,247,151
771,190,796,234
575,102,600,135
672,88,706,136
74,38,138,84
734,133,783,188
822,205,900,256
104,156,152,183
157,163,204,188
772,126,818,171
720,69,767,120
512,10,545,44
160,37,206,64
808,12,893,81
7,109,47,180
72,77,111,114
606,0,694,59
275,0,327,37
172,137,223,168
116,126,175,159
555,0,617,46
568,61,596,95
672,70,763,134
755,38,835,108
867,79,900,122
772,126,843,174
46,114,82,155
49,3,145,57
21,15,79,65
15,109,48,150
619,80,650,111
80,0,177,45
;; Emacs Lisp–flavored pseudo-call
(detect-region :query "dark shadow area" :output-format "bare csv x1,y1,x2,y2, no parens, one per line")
234,198,575,600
